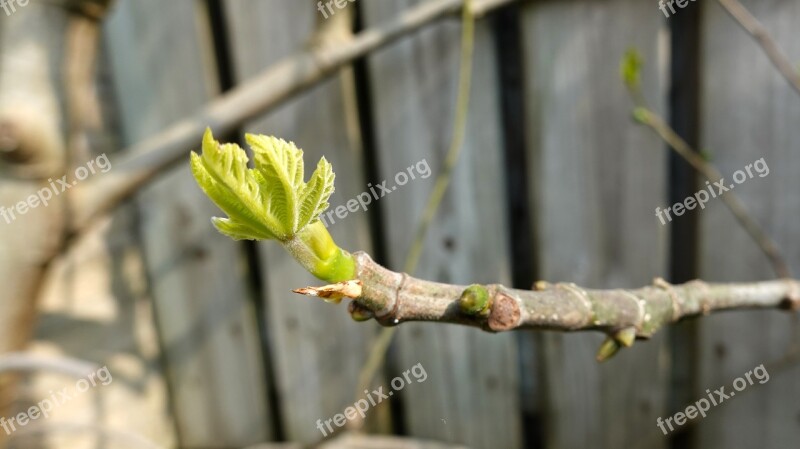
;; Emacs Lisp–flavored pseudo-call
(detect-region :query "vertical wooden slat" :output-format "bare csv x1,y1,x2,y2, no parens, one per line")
520,1,670,448
696,1,800,447
104,0,272,446
361,2,521,448
224,0,379,443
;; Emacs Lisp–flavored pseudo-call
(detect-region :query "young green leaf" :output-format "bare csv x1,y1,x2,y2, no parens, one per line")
299,157,335,229
191,129,336,241
190,130,281,241
191,129,355,283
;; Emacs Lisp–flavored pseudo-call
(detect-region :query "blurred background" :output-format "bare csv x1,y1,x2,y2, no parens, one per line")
0,0,799,448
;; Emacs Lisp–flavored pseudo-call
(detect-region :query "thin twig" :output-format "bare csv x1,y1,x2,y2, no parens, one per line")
622,52,791,278
717,0,800,97
351,0,477,418
634,107,791,279
403,0,476,274
0,352,99,377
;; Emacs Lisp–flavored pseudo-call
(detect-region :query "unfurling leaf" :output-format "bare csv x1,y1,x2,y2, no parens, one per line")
191,129,335,241
191,129,355,283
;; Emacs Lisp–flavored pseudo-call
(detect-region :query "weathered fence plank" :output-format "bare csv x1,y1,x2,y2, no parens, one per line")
520,1,670,448
104,0,272,446
361,2,521,448
695,1,800,447
224,0,381,443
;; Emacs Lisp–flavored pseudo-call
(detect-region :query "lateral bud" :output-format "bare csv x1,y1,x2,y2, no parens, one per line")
614,327,637,348
459,284,491,317
348,301,374,322
596,337,621,363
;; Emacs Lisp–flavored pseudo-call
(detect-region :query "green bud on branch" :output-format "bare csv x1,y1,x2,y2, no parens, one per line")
596,338,621,363
459,284,491,316
614,327,637,348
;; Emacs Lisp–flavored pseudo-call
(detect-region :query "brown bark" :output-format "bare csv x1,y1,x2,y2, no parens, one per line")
311,253,800,341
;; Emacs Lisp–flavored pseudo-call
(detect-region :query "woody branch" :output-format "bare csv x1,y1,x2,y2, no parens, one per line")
310,253,800,342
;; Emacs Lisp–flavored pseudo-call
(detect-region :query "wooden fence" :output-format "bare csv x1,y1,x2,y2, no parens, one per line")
11,0,800,448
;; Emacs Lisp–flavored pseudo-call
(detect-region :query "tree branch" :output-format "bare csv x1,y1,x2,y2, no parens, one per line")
68,0,513,235
297,252,800,358
350,253,800,333
717,0,800,96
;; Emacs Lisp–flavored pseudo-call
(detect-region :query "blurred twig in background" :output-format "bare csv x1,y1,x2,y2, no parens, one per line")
717,0,800,97
350,0,477,430
621,50,792,279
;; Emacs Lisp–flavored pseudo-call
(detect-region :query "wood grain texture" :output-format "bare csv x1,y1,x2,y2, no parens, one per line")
361,1,521,447
224,0,380,443
696,0,800,447
104,0,272,446
520,1,669,448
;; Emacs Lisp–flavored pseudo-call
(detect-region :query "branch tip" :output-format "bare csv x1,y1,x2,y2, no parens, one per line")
292,280,363,304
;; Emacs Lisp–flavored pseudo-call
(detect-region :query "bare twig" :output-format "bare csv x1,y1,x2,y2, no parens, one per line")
633,107,791,279
717,0,800,96
68,0,514,235
621,50,790,278
403,0,476,273
0,352,99,377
